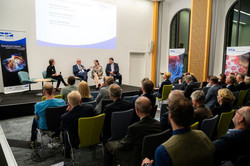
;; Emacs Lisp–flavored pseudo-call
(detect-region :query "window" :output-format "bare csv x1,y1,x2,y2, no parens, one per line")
170,9,191,72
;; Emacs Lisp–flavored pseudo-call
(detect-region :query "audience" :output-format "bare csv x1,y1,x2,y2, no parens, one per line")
184,75,199,99
191,90,213,123
95,76,114,113
236,73,247,91
102,84,132,141
226,74,237,92
157,72,172,98
104,97,161,166
205,76,221,109
105,57,122,85
211,88,235,116
29,84,66,148
245,76,250,89
61,91,95,158
144,97,214,166
218,73,227,88
60,76,78,101
78,81,94,103
213,106,250,165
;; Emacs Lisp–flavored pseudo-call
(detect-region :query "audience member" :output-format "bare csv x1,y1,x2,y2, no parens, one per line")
151,97,214,166
212,88,235,116
73,58,90,82
218,73,227,88
191,90,213,123
205,76,221,109
105,57,122,85
95,76,114,113
157,72,172,98
213,106,250,165
61,91,95,158
102,84,132,141
226,74,237,92
137,77,149,96
29,84,66,148
184,75,199,99
46,59,68,91
104,97,161,166
205,75,211,87
244,76,250,89
78,81,94,103
91,60,103,90
236,74,247,91
60,76,78,101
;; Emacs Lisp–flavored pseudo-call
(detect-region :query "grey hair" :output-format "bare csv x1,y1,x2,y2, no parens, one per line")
168,90,185,106
108,84,122,98
191,90,205,104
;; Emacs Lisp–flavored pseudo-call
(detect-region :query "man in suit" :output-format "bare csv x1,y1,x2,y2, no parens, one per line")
226,74,237,92
105,57,122,85
236,74,247,91
95,76,114,113
184,75,199,99
205,76,221,109
73,59,90,82
61,91,95,158
102,84,132,141
104,97,161,166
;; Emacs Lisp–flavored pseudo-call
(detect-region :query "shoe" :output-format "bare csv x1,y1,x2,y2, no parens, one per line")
55,88,61,92
65,83,69,86
29,141,35,149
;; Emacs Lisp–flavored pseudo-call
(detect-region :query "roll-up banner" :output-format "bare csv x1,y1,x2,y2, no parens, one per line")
168,48,185,83
0,30,29,94
225,46,250,76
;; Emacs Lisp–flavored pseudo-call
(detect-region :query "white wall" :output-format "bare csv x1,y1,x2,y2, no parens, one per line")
0,0,153,92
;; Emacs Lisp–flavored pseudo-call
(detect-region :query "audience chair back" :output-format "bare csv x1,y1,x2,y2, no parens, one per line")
156,85,172,108
194,82,201,88
243,90,250,106
17,71,37,91
201,81,208,88
174,84,184,90
200,115,219,139
202,87,210,95
235,90,248,108
141,129,172,160
45,106,67,131
78,114,105,148
216,109,235,139
121,91,138,98
123,95,139,103
160,104,168,117
150,105,158,119
90,91,99,100
190,122,199,130
41,95,63,101
82,100,97,108
101,99,113,113
109,109,134,140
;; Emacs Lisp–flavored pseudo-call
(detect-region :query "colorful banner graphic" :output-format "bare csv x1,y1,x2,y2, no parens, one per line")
168,48,185,83
0,30,29,94
225,47,250,76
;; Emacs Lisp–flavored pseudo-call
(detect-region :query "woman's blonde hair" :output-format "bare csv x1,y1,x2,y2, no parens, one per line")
164,72,172,79
218,88,235,104
78,81,91,98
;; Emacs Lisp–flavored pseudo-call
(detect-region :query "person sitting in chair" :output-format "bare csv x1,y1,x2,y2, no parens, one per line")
91,60,103,90
105,57,122,85
73,58,90,82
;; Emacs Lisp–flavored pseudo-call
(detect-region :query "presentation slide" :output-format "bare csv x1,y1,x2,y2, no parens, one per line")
35,0,116,49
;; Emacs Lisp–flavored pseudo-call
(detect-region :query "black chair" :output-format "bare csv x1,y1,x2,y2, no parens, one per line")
101,99,113,113
160,104,168,117
141,129,172,160
123,95,139,103
194,82,201,88
150,105,158,119
109,109,134,140
121,91,139,98
83,100,97,108
90,91,99,100
174,84,184,90
202,87,210,95
243,89,250,106
202,81,208,88
200,115,219,139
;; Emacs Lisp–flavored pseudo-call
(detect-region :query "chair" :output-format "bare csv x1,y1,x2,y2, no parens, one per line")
42,71,58,84
109,109,134,140
235,90,248,108
156,84,172,108
174,84,184,90
41,94,63,101
67,114,105,165
123,95,139,103
83,100,97,108
190,122,199,130
90,91,99,100
200,115,219,139
150,105,158,119
202,87,210,95
201,81,208,88
141,129,172,160
194,82,201,88
17,71,37,91
216,109,235,139
243,89,250,106
101,99,113,113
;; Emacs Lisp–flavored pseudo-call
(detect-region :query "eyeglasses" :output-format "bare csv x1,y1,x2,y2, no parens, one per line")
236,109,244,117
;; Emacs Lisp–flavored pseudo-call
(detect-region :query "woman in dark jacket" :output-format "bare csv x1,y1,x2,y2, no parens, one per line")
157,72,172,98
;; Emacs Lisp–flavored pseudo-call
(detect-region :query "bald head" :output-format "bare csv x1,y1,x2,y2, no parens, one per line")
241,107,250,129
233,107,250,130
135,96,151,115
168,90,185,106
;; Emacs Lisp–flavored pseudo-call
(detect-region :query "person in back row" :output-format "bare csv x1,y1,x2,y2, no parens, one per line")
205,76,221,109
102,84,132,142
29,84,66,148
105,57,122,85
73,58,90,82
60,76,78,102
184,75,199,99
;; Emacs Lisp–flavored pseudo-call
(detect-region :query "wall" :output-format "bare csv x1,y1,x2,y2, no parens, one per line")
0,0,153,92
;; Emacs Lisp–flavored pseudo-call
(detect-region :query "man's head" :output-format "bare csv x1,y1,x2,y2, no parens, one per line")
43,84,54,96
109,84,122,100
67,91,81,108
168,97,194,129
190,90,205,107
142,80,154,94
233,107,250,130
185,75,193,84
109,57,114,64
135,96,152,118
76,58,81,65
141,77,149,85
226,74,236,85
237,74,245,83
210,76,218,85
67,76,76,86
168,90,185,107
105,76,114,86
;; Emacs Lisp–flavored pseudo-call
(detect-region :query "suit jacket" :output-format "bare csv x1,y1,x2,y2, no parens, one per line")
184,82,199,99
46,65,56,78
102,99,132,141
205,84,221,109
227,84,236,92
193,106,213,123
237,82,247,91
113,116,161,166
158,79,171,98
95,87,111,113
211,103,233,116
105,63,120,76
73,64,89,76
61,104,96,147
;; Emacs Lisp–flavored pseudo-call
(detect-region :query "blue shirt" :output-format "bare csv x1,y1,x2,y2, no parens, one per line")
34,98,66,129
155,128,191,166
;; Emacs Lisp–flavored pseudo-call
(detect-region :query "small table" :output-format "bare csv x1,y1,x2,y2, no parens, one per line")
35,79,52,96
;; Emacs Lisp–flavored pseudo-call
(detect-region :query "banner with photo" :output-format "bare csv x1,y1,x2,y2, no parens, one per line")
168,48,185,83
225,46,250,76
0,30,29,94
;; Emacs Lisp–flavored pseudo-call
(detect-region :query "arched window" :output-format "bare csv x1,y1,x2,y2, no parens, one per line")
170,9,191,72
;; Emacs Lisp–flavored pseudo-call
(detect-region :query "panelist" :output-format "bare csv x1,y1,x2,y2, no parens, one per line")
91,60,103,90
46,59,68,91
105,57,122,85
73,59,90,82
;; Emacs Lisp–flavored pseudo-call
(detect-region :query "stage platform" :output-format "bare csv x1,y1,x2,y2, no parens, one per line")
0,84,139,120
